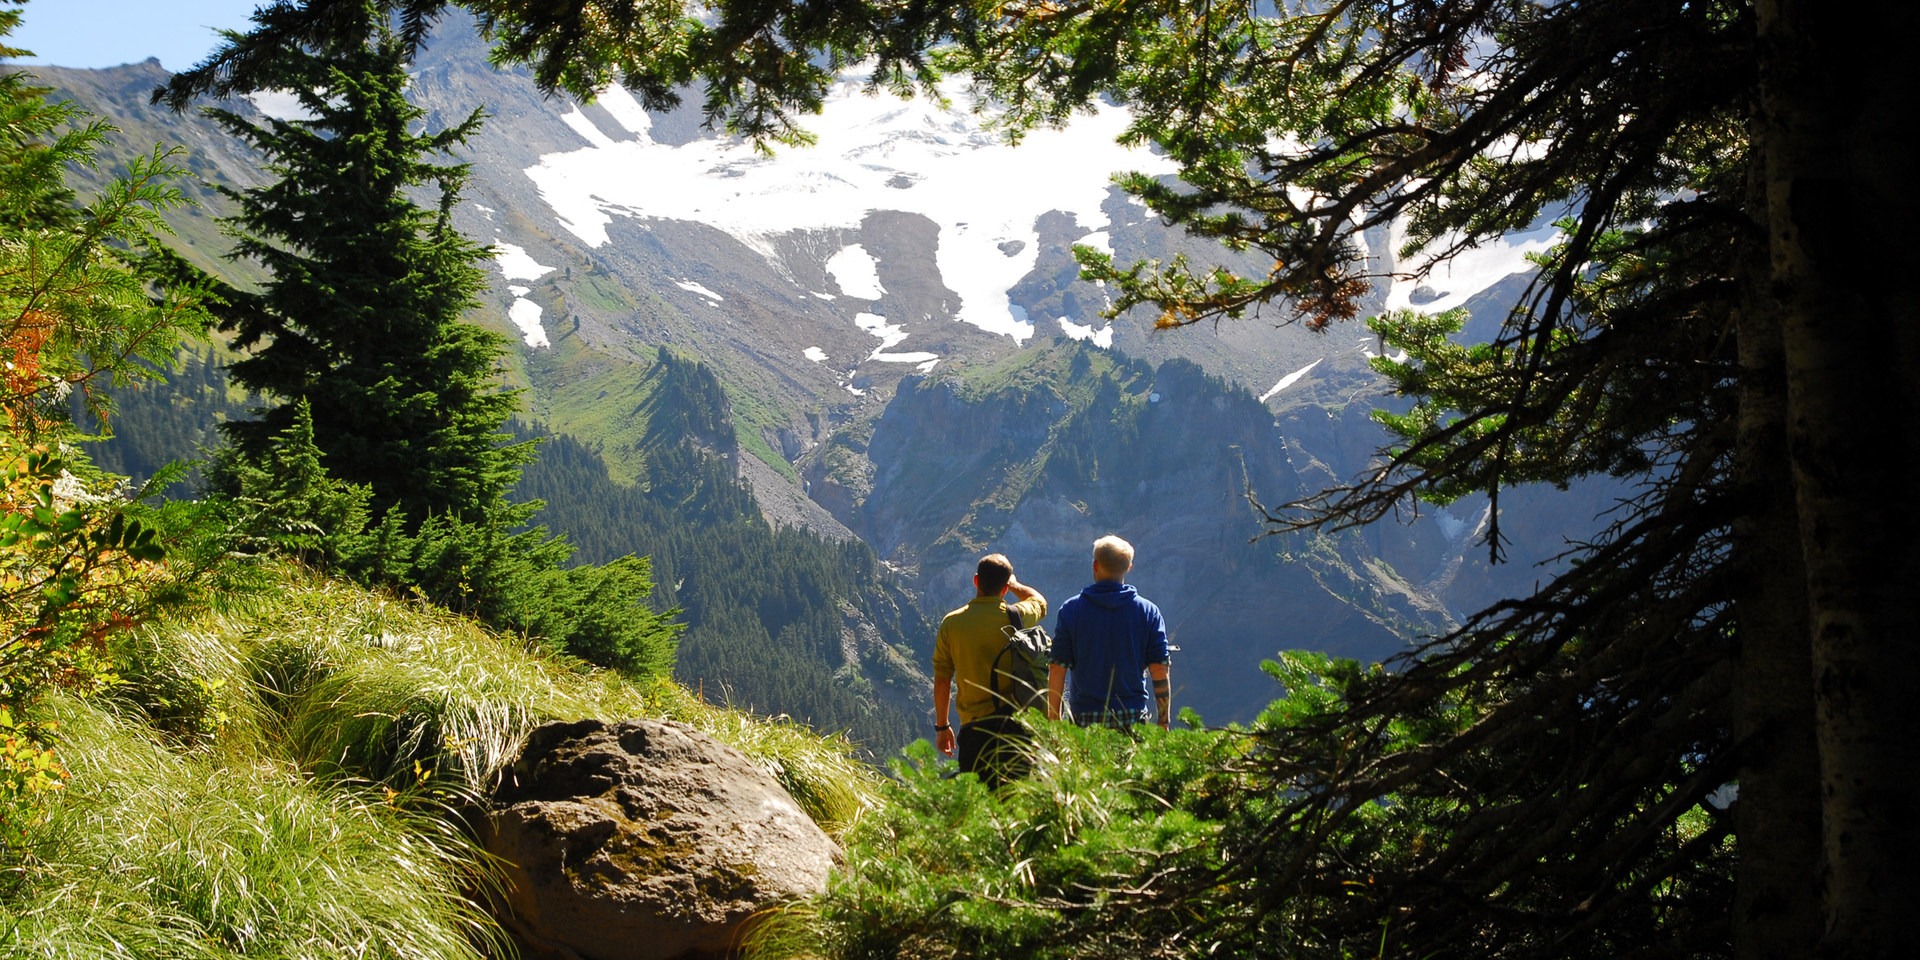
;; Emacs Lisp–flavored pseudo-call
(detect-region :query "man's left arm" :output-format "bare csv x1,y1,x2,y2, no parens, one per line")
933,624,955,755
1149,662,1171,729
934,676,955,755
1147,605,1170,729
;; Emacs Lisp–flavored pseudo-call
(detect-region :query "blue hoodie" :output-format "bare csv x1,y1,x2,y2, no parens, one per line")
1050,581,1169,719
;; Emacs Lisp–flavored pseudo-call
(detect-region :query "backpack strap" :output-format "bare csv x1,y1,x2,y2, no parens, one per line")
987,607,1023,712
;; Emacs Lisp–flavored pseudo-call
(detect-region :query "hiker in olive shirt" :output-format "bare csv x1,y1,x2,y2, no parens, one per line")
933,553,1047,786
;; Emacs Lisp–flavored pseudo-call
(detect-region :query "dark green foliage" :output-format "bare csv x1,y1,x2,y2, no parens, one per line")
205,27,528,527
206,402,376,571
157,0,984,145
209,401,680,679
159,11,684,680
769,719,1240,960
781,649,1734,960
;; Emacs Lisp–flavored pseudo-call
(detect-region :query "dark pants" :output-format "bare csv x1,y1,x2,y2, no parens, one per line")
957,715,1030,788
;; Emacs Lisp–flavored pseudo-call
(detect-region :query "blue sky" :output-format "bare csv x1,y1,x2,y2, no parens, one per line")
7,0,261,72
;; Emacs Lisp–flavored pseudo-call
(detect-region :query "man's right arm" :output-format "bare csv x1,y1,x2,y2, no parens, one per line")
1004,575,1045,624
1144,602,1170,729
1048,606,1072,722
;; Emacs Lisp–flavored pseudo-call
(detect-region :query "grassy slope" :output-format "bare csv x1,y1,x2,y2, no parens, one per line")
1,563,877,959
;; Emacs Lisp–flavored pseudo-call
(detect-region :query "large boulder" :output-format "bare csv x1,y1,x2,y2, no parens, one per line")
483,718,838,960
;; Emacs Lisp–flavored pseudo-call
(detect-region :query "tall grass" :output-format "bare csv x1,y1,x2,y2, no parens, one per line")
4,562,882,958
191,568,881,825
0,697,501,960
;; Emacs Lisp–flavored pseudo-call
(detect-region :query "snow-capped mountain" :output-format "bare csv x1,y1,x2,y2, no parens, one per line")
409,11,1550,431
28,16,1588,727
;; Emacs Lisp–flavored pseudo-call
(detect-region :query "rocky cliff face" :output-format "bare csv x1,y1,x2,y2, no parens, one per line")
801,346,1543,723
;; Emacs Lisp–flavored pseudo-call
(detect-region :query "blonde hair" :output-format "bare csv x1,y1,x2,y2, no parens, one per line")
1092,535,1134,580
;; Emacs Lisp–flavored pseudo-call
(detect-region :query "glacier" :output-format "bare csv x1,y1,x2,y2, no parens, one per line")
520,80,1176,344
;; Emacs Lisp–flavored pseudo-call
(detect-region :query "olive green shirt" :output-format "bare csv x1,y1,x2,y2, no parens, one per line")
933,594,1049,726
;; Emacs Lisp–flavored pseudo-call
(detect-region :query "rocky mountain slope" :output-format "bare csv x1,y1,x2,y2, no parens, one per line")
24,14,1600,729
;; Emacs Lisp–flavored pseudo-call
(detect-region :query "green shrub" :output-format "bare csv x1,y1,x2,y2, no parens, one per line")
752,719,1241,960
208,403,681,680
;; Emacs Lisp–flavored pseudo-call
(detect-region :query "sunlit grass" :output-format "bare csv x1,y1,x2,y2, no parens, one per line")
176,566,881,826
1,696,502,960
3,561,880,958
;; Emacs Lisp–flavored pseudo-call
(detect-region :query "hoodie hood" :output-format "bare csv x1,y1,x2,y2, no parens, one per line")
1080,580,1139,610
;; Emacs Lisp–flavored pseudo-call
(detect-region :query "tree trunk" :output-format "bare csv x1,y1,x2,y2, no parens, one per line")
1758,2,1920,956
1729,117,1820,960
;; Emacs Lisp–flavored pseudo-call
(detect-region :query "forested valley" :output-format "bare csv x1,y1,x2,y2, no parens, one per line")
4,2,1913,960
84,341,933,752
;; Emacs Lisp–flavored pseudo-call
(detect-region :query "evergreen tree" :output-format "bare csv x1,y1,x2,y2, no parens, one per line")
157,0,979,145
206,21,525,526
937,2,1914,958
173,7,681,681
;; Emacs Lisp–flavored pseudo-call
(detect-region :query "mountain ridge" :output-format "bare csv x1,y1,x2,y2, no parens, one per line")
23,21,1597,732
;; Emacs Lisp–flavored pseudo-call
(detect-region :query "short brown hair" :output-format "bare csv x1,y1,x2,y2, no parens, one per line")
976,553,1013,596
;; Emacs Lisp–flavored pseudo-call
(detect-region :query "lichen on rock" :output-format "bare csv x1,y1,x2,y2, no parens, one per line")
484,718,837,960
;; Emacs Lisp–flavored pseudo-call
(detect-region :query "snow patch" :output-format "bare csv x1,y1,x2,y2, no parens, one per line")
248,89,310,120
494,243,556,281
508,285,530,296
1078,230,1112,256
916,358,940,372
1358,335,1411,363
521,73,1176,343
1259,358,1323,401
825,244,885,299
804,347,829,362
854,312,906,348
1058,317,1114,349
852,311,940,363
1383,219,1559,314
674,279,725,301
558,106,616,148
508,298,550,348
593,86,653,137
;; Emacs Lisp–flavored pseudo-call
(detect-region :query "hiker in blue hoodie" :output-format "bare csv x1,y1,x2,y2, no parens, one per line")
1047,535,1171,729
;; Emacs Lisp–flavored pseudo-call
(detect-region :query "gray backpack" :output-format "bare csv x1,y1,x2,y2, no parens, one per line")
989,609,1052,716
